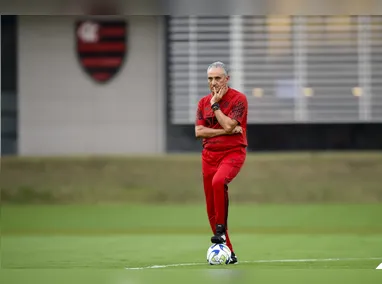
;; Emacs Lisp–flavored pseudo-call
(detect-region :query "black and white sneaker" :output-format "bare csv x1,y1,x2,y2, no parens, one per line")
211,224,227,244
228,252,238,264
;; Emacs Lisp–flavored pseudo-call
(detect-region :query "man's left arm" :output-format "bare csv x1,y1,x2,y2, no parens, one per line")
213,96,248,133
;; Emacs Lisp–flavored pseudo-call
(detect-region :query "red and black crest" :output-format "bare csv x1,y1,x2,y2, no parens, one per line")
75,19,127,83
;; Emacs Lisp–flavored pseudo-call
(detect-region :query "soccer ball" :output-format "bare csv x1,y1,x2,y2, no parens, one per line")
206,244,231,265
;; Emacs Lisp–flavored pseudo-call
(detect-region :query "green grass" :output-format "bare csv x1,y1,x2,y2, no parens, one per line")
2,152,382,283
1,204,382,267
1,203,382,283
2,152,382,204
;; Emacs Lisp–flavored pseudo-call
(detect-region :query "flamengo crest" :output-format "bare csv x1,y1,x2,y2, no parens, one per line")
75,19,127,83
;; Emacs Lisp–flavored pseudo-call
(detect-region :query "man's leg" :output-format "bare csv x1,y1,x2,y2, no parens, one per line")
210,148,246,246
202,172,215,232
203,173,233,250
202,151,233,250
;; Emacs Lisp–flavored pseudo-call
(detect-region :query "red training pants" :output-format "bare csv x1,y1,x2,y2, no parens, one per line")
202,146,246,252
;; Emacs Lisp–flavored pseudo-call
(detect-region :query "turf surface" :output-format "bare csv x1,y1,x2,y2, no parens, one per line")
1,204,382,277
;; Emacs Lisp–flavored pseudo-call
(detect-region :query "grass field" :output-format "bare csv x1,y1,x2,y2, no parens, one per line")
1,203,382,283
3,152,382,204
2,153,382,282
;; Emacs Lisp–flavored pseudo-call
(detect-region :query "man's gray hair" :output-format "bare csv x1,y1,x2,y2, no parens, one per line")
207,61,229,76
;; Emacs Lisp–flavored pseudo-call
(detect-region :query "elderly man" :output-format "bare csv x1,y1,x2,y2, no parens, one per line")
195,61,248,264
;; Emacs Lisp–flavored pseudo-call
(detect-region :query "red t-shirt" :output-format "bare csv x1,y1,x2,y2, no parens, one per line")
195,87,248,151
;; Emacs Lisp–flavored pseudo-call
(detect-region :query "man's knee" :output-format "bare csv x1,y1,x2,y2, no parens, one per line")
211,176,226,190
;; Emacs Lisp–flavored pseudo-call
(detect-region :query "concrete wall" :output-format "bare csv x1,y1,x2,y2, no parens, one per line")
18,16,165,155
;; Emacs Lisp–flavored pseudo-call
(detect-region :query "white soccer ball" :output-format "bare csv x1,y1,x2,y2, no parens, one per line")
206,244,231,265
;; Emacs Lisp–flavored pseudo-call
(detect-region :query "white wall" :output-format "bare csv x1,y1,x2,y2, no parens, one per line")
18,16,165,155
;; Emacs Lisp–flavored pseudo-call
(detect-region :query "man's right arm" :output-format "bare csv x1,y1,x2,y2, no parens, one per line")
195,125,242,139
195,125,228,139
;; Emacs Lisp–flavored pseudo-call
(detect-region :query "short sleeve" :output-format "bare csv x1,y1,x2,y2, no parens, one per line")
228,95,247,125
195,100,206,126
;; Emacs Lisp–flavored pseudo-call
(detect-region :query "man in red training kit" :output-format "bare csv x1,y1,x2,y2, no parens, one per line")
195,61,248,265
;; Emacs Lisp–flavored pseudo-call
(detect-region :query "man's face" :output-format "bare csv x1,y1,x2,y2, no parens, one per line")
207,67,230,93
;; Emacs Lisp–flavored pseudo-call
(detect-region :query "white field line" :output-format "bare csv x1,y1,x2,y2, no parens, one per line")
125,257,382,270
